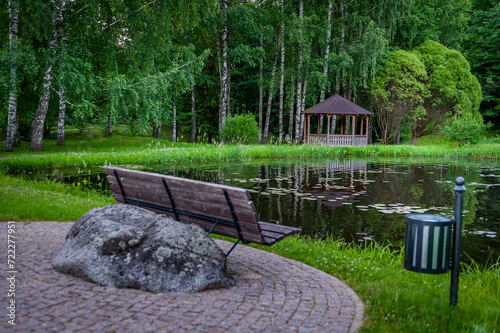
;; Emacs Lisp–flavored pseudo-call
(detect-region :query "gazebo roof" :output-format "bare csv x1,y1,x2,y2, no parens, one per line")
302,94,373,116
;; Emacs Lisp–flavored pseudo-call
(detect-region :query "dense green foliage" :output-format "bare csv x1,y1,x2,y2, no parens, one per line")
371,41,483,145
464,0,500,126
443,116,491,147
1,0,498,149
221,114,259,144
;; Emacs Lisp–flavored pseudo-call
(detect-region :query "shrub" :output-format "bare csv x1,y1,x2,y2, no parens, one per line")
221,114,259,144
443,117,491,147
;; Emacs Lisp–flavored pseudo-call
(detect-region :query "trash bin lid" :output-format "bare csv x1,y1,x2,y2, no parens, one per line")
407,213,453,223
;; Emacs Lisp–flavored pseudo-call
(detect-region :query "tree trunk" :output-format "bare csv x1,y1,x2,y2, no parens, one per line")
319,0,333,131
294,0,304,144
336,0,346,95
172,102,177,142
258,30,264,143
278,0,285,144
320,0,333,103
107,112,113,137
299,77,308,141
57,26,67,146
190,76,196,143
6,0,19,152
152,124,161,139
218,0,230,142
57,81,66,146
411,133,419,145
288,74,295,142
30,0,63,151
263,46,279,144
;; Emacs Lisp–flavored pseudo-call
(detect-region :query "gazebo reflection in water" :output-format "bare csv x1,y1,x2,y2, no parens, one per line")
301,94,374,146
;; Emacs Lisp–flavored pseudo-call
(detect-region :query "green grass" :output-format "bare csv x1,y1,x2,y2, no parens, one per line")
0,134,499,332
267,236,499,332
1,135,498,174
0,173,114,221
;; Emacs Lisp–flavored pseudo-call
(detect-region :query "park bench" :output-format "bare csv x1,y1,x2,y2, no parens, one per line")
104,166,301,255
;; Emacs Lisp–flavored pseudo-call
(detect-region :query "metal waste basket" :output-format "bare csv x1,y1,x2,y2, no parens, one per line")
404,213,453,274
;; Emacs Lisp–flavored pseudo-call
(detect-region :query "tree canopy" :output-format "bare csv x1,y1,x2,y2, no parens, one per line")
0,0,496,150
371,41,482,144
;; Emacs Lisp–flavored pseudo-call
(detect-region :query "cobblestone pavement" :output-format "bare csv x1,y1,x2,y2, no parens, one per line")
1,222,364,332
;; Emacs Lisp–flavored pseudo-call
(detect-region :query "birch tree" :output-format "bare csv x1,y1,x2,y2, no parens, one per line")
5,0,19,152
218,0,230,141
263,40,279,144
190,72,197,143
278,0,285,144
294,0,304,144
30,0,64,151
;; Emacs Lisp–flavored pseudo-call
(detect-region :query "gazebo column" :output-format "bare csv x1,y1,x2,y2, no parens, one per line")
317,115,321,134
327,115,331,146
360,115,364,136
340,116,344,135
307,114,311,144
366,116,370,145
351,115,356,146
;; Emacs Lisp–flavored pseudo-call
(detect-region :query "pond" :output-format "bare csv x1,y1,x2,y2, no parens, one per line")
28,156,500,266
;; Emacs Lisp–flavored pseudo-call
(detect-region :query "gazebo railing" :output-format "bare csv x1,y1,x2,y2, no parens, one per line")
308,134,368,147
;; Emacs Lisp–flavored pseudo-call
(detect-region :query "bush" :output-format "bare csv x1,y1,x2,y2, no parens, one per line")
221,114,259,144
443,117,491,147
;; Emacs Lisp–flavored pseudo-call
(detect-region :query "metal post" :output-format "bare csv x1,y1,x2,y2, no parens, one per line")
450,177,466,307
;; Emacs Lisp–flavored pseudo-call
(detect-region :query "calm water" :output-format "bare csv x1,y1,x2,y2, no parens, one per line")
31,156,500,266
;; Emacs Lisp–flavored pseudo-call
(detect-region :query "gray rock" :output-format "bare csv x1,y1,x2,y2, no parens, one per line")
52,204,231,293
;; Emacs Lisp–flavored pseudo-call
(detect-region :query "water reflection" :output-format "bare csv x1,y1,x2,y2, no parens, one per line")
148,157,499,266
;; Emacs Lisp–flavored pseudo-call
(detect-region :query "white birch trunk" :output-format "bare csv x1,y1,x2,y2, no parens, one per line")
299,78,308,141
31,0,64,151
263,47,279,144
57,26,67,146
258,33,264,143
172,102,177,142
278,0,285,144
57,81,66,146
294,0,304,144
336,0,346,95
219,0,229,141
6,0,19,152
320,0,333,103
190,76,196,143
319,0,333,130
288,74,295,141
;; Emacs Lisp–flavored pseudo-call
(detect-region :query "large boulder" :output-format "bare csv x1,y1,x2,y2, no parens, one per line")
52,204,230,293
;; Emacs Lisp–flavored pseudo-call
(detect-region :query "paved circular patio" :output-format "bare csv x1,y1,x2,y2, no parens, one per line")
1,222,364,332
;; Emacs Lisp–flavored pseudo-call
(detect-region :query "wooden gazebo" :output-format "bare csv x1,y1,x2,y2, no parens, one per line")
302,94,374,146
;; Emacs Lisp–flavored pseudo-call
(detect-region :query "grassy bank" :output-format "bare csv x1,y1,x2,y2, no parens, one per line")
0,135,498,173
1,135,499,332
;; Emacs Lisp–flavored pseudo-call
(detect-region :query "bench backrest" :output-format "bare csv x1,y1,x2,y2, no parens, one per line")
104,166,266,244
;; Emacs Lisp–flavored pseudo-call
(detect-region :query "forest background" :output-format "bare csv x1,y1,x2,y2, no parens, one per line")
1,0,499,152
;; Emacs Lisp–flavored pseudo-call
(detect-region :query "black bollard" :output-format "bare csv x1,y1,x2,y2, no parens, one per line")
450,177,466,307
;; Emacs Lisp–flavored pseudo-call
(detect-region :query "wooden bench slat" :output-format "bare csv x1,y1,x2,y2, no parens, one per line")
109,183,259,224
111,188,264,243
104,167,250,200
107,176,258,215
259,222,301,236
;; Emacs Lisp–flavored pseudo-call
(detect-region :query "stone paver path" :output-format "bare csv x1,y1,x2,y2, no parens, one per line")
1,222,364,332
